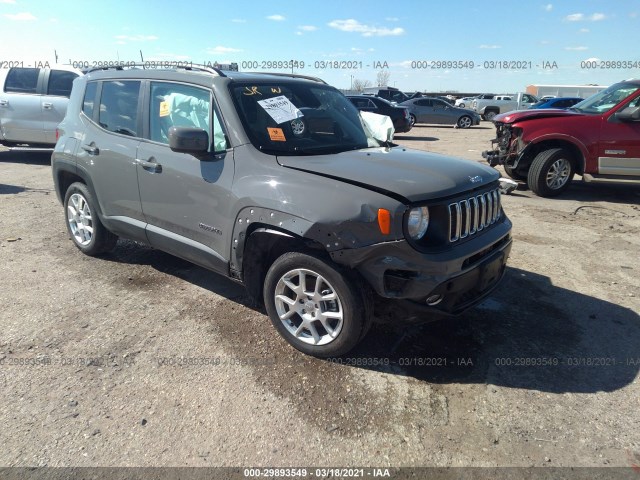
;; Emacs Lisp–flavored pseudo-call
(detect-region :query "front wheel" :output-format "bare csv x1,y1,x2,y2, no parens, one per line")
263,252,370,357
527,148,575,197
503,164,527,181
64,182,118,256
457,115,472,129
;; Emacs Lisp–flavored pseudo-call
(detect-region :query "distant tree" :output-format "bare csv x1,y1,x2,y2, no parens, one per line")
376,70,391,87
352,79,372,92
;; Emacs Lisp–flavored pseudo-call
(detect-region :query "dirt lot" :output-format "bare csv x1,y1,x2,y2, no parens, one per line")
1,123,639,471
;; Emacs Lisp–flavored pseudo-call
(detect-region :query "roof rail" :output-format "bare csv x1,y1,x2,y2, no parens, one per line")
247,72,327,84
85,63,227,76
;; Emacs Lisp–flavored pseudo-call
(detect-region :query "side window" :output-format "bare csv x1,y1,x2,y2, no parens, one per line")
416,99,432,107
627,96,640,108
4,67,39,94
99,80,141,137
366,99,378,109
82,82,97,118
149,82,226,151
47,70,78,97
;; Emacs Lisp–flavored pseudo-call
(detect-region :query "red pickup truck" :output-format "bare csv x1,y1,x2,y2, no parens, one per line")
483,79,640,197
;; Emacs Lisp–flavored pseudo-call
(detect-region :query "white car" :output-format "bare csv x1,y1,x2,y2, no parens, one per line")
454,97,475,109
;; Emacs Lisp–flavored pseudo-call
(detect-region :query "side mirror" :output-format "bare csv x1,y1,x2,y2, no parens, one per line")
616,106,640,122
168,126,209,154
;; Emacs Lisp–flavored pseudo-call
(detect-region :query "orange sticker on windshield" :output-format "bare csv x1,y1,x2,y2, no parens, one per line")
159,100,170,117
268,128,286,141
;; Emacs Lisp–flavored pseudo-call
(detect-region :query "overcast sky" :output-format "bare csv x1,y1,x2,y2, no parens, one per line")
1,0,639,92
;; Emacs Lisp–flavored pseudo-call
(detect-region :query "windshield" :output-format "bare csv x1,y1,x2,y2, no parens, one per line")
571,83,640,114
231,81,383,155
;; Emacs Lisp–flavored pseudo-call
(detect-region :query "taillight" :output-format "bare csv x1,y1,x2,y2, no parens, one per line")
403,108,410,119
55,128,60,141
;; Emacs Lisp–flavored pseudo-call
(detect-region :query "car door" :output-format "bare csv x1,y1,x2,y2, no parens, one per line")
413,98,434,123
76,79,146,240
520,94,538,110
598,95,640,176
136,80,234,273
431,99,453,124
0,67,46,144
42,69,79,143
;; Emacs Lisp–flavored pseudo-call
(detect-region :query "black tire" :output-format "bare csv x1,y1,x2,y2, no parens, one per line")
457,115,473,129
458,103,465,108
503,164,527,181
263,251,370,357
527,148,575,197
64,182,118,256
409,114,416,127
484,110,498,121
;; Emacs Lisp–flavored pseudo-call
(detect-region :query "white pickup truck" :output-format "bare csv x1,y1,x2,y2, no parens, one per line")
0,65,81,148
472,92,539,120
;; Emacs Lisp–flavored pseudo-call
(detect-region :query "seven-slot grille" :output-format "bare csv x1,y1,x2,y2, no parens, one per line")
448,188,501,242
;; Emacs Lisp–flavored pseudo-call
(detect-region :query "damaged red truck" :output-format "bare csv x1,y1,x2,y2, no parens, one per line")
483,79,640,197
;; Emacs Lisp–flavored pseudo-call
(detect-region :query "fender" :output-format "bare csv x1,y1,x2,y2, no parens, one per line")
512,132,589,173
230,206,349,275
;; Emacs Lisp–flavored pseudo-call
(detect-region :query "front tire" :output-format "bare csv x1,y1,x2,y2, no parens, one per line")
527,148,575,197
503,164,527,181
64,182,118,256
263,252,370,357
457,115,472,129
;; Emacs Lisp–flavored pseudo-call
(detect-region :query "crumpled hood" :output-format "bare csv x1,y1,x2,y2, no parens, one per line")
277,147,499,203
496,108,585,124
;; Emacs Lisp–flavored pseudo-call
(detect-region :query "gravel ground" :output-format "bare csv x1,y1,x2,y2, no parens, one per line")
0,123,639,470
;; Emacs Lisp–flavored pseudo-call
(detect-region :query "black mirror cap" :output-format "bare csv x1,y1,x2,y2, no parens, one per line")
168,127,209,153
616,106,640,122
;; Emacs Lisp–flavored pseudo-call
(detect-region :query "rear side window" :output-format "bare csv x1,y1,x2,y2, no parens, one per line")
4,67,39,94
98,80,141,137
47,70,78,97
83,82,97,118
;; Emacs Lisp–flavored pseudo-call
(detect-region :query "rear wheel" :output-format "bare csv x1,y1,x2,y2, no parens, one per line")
263,252,370,357
527,148,575,197
64,182,118,256
409,114,416,127
484,110,498,121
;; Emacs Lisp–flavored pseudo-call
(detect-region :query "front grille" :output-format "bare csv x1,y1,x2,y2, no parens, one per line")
448,188,501,242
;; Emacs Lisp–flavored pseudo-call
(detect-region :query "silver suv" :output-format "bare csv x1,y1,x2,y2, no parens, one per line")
52,65,512,357
0,65,81,147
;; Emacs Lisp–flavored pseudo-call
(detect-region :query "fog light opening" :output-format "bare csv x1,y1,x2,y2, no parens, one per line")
426,294,444,306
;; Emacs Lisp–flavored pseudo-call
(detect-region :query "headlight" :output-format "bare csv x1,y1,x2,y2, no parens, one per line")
407,206,429,240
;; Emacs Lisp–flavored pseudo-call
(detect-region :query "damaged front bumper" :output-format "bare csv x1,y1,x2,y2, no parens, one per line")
482,123,523,167
331,216,512,321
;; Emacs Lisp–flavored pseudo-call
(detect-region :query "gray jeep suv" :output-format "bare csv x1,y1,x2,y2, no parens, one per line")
52,65,512,357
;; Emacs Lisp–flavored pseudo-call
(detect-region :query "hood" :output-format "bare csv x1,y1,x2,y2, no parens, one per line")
277,147,499,203
495,108,585,124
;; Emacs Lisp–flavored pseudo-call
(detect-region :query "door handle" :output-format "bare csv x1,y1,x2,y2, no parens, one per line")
81,144,99,155
42,102,53,110
0,99,8,107
136,158,162,173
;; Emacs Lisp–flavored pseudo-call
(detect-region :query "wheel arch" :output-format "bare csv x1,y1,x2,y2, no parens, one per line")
239,224,329,302
517,137,587,175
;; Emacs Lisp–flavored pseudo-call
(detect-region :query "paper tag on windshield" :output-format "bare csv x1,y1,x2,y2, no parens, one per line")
257,95,303,124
